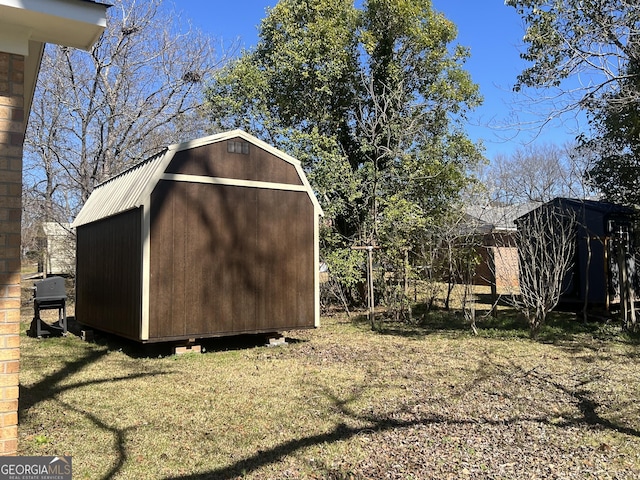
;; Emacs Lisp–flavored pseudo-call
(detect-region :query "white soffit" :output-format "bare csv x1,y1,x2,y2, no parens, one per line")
0,0,108,54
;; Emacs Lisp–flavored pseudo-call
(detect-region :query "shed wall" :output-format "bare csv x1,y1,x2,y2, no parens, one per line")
38,223,75,275
472,233,520,290
148,181,315,340
166,141,302,185
76,208,143,340
519,199,636,311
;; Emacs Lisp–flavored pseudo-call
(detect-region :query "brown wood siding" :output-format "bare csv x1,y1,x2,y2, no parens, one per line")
76,209,143,340
148,180,315,340
472,233,521,290
166,139,302,185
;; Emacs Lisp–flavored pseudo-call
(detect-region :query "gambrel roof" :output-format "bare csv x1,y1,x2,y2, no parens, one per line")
73,129,323,228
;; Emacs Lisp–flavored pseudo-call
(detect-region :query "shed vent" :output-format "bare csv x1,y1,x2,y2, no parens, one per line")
227,140,249,154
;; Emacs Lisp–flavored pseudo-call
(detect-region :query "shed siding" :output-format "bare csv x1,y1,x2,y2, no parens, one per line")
166,141,302,186
148,180,314,340
492,246,520,290
517,198,636,310
76,209,143,340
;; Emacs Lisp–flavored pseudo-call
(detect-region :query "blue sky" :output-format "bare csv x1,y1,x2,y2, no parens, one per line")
173,1,584,160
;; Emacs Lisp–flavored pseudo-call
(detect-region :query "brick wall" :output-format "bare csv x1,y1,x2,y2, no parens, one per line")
0,51,24,456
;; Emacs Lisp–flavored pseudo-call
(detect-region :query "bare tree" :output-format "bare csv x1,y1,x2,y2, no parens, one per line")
485,142,598,205
506,0,640,125
511,203,577,335
23,0,229,225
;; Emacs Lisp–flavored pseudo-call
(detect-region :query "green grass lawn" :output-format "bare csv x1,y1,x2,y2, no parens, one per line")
17,298,640,479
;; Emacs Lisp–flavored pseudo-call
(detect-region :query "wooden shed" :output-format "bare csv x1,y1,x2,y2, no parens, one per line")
37,222,75,276
465,203,540,290
72,130,323,343
515,198,637,312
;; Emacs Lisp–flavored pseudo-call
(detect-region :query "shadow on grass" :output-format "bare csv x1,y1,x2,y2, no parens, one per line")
348,301,635,351
63,315,308,358
19,334,172,480
20,312,640,480
19,347,110,414
505,359,640,439
160,363,640,480
348,301,533,338
199,334,308,353
565,385,640,438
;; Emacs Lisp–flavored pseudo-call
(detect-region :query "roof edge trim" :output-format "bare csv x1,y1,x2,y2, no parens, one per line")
170,130,303,168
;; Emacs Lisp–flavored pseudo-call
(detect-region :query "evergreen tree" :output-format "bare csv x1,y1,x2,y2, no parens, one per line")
206,0,484,302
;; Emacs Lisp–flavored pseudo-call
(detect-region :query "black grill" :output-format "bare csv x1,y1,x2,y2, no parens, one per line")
30,276,67,337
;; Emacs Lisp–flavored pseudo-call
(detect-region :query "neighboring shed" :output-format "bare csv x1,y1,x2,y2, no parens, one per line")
72,130,323,343
515,198,637,311
465,203,539,290
37,222,75,276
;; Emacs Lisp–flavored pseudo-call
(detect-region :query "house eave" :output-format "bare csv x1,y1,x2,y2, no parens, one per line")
0,0,109,125
0,0,108,54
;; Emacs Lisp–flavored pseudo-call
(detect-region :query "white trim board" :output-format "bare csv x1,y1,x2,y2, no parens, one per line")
161,174,309,193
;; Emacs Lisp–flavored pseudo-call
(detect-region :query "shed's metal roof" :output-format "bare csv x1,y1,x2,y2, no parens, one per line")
72,149,166,227
514,197,637,223
72,129,322,228
465,203,541,233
